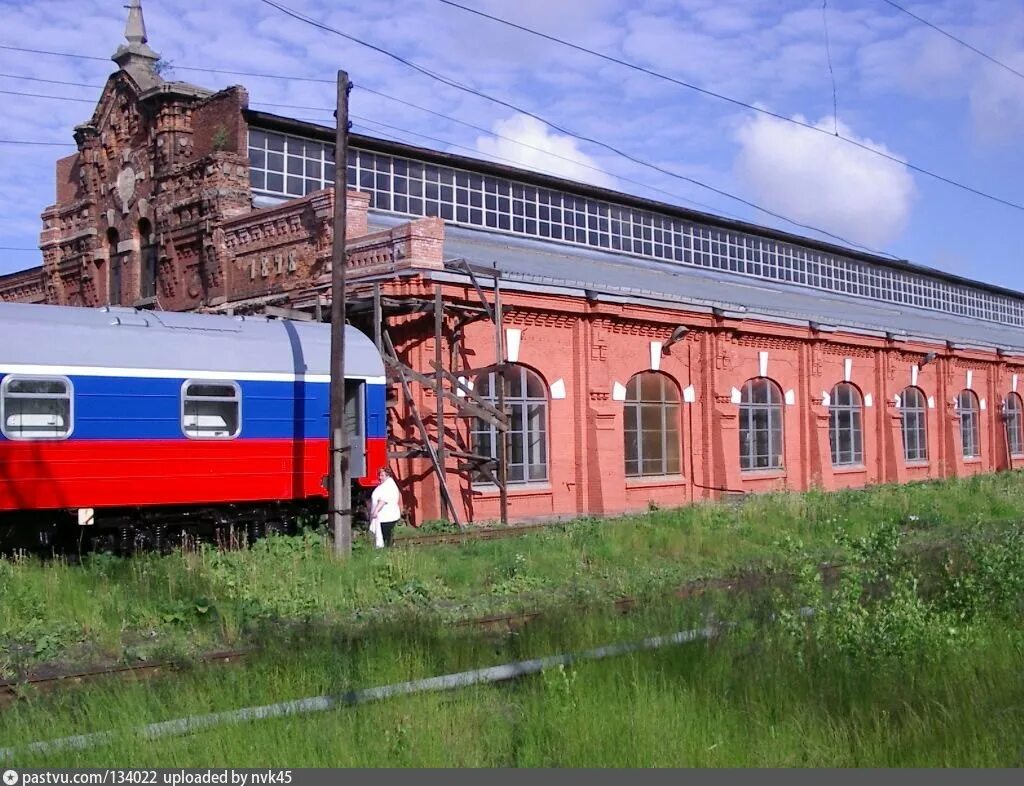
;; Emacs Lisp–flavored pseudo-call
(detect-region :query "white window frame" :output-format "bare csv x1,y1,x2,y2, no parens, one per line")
0,374,74,441
181,380,241,440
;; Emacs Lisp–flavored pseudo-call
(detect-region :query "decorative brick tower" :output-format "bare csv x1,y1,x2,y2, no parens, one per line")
38,0,253,311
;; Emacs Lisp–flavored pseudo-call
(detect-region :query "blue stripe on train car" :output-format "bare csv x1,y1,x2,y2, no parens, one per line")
364,383,386,439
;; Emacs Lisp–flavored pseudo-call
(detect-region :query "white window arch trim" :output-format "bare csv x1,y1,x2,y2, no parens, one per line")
0,374,74,440
181,379,242,440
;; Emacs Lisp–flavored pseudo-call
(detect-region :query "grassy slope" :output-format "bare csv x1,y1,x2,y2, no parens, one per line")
4,604,1023,767
4,473,1024,673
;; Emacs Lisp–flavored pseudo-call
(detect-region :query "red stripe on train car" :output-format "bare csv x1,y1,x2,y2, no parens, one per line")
357,437,388,488
0,439,333,512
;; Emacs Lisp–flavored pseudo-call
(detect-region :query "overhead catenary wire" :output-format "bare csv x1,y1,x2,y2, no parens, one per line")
5,22,1023,222
879,0,1024,82
434,0,1024,215
0,139,74,146
822,0,839,136
254,0,901,258
349,115,746,221
0,72,102,89
0,87,94,103
354,85,747,221
0,69,739,218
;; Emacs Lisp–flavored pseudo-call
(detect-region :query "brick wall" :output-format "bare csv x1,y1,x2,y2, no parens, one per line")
377,277,1024,525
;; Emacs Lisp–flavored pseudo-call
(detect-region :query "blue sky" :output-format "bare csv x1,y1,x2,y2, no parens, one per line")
0,0,1022,292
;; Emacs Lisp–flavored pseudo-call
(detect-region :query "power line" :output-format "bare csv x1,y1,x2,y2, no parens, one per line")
0,71,336,116
0,72,102,89
355,85,744,220
0,43,338,85
0,139,74,146
0,44,108,62
880,0,1024,82
0,88,94,103
256,0,899,257
822,0,839,136
0,64,791,219
0,66,737,218
5,30,1020,218
435,0,1024,214
350,113,741,219
0,246,39,251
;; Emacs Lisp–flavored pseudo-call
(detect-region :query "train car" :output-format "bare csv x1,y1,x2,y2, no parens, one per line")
0,302,386,551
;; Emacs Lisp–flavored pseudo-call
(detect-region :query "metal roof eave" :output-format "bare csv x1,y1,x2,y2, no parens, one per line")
426,269,1024,355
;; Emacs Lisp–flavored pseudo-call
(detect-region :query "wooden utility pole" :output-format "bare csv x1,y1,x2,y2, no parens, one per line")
328,69,352,557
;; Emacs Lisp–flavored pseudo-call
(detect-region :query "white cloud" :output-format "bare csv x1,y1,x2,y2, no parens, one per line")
733,114,916,248
473,114,617,189
969,50,1024,145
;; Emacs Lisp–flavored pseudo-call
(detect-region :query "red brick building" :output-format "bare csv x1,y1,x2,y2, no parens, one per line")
5,2,1024,525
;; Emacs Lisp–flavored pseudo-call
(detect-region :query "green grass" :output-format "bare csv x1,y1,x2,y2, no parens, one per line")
3,594,1023,767
4,472,1024,673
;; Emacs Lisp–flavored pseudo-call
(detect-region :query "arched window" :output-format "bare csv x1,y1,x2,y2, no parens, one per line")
956,390,981,459
829,382,863,466
900,386,928,462
471,365,548,484
739,377,784,471
139,218,157,300
624,372,681,478
1006,393,1024,458
106,228,121,306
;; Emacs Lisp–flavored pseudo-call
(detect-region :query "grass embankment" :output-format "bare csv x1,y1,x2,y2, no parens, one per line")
4,517,1024,766
3,473,1024,674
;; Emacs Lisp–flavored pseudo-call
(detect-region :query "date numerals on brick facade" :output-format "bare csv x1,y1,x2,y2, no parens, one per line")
249,251,298,280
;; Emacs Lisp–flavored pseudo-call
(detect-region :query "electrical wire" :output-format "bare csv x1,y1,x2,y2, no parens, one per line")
0,88,93,103
880,0,1024,82
0,139,74,146
254,0,901,257
353,85,746,220
1,28,892,254
0,69,736,216
435,0,1024,214
0,72,102,89
822,0,839,136
351,113,737,218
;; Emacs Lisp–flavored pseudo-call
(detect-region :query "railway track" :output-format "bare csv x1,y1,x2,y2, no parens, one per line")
3,530,952,707
396,520,564,547
0,649,252,709
0,568,768,708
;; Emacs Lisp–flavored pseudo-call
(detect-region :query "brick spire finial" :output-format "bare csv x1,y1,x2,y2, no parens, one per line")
112,0,161,85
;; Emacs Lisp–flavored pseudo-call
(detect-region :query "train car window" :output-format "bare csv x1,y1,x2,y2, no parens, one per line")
181,381,241,439
1,376,74,440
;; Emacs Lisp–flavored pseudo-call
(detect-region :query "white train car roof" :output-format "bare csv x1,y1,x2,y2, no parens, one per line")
0,303,384,382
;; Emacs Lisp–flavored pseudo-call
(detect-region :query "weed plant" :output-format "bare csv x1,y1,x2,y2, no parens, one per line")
4,522,1024,766
3,473,1024,673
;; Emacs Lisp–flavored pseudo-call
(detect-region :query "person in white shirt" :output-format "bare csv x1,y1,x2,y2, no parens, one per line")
368,467,402,547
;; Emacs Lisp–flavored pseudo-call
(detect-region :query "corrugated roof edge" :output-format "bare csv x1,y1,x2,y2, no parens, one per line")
245,109,1024,306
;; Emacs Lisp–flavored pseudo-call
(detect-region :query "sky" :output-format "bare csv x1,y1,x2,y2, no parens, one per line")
0,0,1022,293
